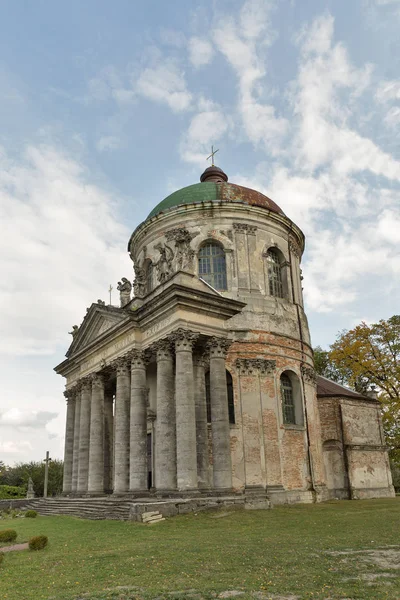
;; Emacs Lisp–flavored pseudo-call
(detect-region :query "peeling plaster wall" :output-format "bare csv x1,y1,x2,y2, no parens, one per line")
318,396,394,499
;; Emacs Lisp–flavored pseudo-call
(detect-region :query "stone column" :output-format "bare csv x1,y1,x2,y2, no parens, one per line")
207,337,232,490
129,351,148,492
88,373,105,495
193,356,210,488
71,386,81,493
113,357,131,494
104,388,114,493
77,377,91,494
173,329,198,491
154,339,176,491
62,389,76,494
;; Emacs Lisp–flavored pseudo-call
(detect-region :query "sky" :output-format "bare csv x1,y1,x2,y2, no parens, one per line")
0,0,399,465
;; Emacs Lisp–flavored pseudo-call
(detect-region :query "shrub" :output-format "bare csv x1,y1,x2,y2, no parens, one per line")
24,510,37,519
0,485,26,499
28,535,48,551
0,529,17,543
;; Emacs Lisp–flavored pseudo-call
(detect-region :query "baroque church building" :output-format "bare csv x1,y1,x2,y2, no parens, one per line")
56,165,394,510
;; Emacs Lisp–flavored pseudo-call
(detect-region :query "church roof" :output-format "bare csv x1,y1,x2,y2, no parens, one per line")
147,166,285,220
316,375,375,401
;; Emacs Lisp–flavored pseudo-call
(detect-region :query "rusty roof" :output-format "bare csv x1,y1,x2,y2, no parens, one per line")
316,376,373,400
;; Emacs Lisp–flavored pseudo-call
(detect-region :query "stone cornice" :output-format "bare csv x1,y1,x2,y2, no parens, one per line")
236,358,276,376
128,202,305,257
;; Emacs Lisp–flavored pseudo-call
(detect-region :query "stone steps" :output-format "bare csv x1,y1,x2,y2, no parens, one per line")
25,498,133,520
24,493,254,521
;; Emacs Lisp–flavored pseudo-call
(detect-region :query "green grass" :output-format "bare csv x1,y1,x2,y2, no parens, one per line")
1,499,400,600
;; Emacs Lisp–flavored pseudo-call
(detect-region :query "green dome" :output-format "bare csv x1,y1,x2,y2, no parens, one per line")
147,181,284,219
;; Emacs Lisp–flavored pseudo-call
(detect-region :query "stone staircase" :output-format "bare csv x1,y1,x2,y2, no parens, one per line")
25,491,265,521
24,497,133,520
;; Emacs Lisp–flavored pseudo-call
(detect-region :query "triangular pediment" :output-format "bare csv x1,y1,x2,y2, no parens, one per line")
66,304,129,358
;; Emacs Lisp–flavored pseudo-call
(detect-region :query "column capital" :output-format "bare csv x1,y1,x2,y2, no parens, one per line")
236,358,276,376
63,388,76,401
90,372,104,388
301,364,317,385
111,355,131,376
80,376,92,392
206,336,232,359
127,349,149,369
63,383,81,401
170,328,199,352
153,338,173,361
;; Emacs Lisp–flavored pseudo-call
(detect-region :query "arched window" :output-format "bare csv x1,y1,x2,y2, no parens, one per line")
281,373,295,424
205,370,235,424
267,248,283,298
146,262,153,293
198,243,227,291
280,371,304,426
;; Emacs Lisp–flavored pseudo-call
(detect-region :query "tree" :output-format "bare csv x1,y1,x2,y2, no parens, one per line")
0,460,64,497
313,346,346,383
329,316,400,466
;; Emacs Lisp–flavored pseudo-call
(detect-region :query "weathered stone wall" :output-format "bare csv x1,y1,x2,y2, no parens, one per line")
341,400,394,498
226,333,324,502
318,396,394,499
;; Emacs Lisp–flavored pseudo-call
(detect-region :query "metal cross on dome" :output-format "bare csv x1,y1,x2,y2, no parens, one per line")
206,145,219,166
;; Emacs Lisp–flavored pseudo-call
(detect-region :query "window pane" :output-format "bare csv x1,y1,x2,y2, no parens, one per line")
267,249,283,298
198,243,227,291
281,374,295,424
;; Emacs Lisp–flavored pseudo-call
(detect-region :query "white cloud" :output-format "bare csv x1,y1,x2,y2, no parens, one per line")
180,107,231,164
384,106,400,126
136,59,192,112
0,440,33,455
375,80,400,103
212,0,288,151
290,14,400,180
188,37,214,68
0,144,131,357
87,66,134,105
0,408,58,430
96,135,121,152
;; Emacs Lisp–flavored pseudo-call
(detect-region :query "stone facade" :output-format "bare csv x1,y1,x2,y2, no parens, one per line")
55,166,394,504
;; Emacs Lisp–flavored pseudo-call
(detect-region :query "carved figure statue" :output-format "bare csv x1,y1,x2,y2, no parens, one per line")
154,243,174,283
26,477,35,499
97,299,106,306
133,264,146,298
168,228,196,271
117,277,132,307
69,325,79,337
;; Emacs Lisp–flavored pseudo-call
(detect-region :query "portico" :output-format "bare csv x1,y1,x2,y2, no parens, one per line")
62,328,235,496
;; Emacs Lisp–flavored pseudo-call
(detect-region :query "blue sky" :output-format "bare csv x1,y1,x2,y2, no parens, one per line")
0,0,399,464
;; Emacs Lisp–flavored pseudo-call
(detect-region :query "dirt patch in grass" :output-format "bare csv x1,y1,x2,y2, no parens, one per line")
0,542,28,553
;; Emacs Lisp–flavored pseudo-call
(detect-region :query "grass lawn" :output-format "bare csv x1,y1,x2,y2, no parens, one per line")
0,499,400,600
